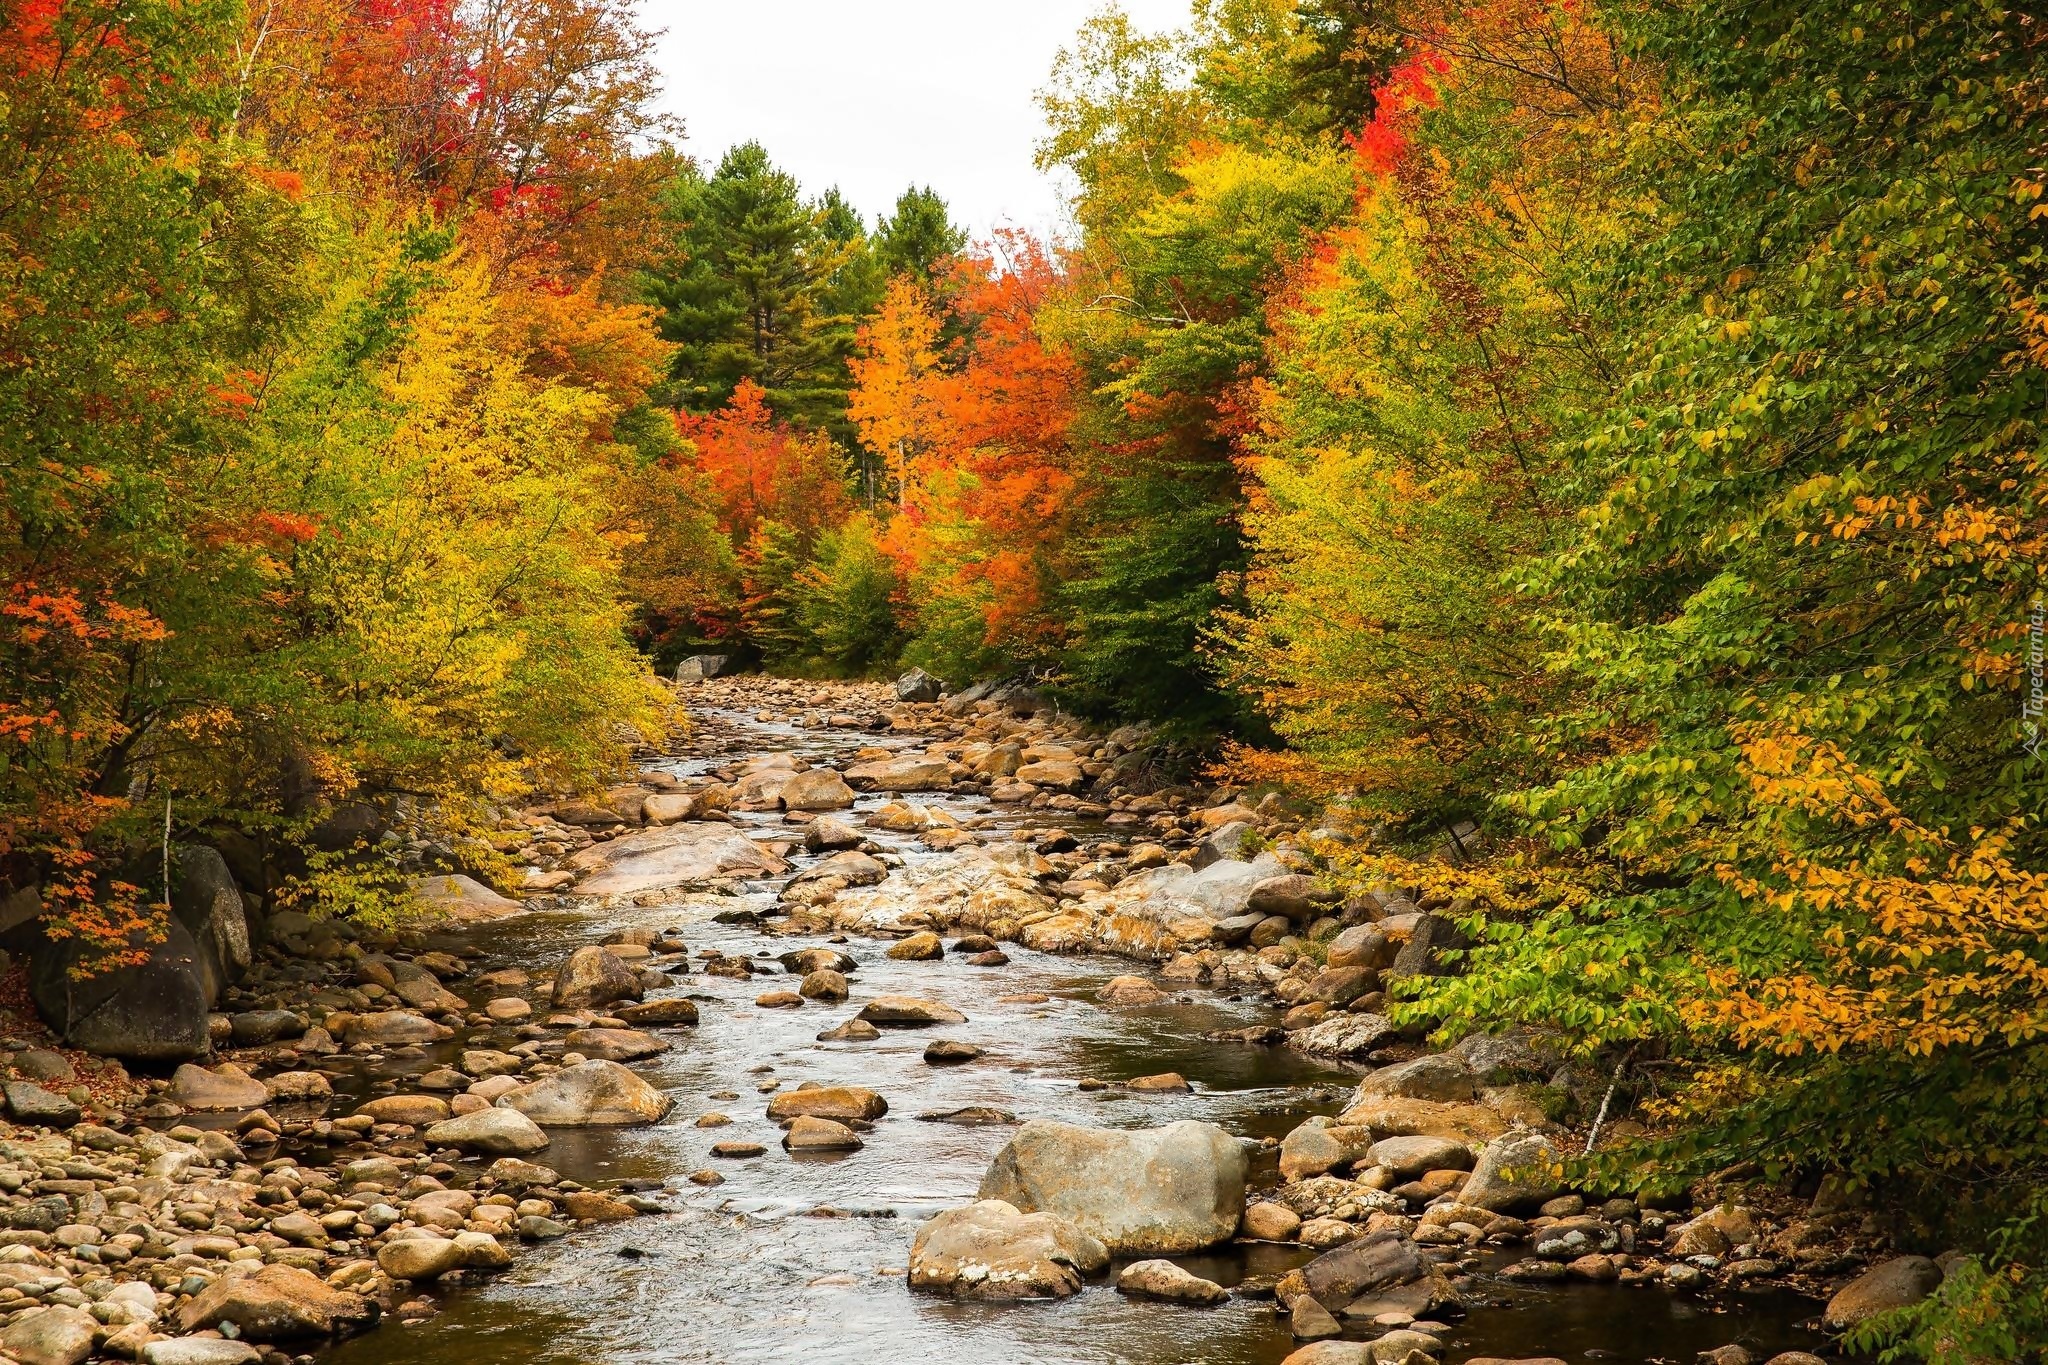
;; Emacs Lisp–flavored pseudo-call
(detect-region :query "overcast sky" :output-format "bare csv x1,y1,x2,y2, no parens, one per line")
643,0,1195,246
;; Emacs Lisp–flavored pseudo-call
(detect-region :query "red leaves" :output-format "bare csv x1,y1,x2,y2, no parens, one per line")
675,379,851,545
1346,52,1450,179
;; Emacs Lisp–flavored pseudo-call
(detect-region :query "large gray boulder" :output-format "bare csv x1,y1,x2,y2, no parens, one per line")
170,845,250,1003
423,1107,549,1155
176,1264,376,1339
496,1060,672,1126
28,913,210,1061
895,668,944,703
673,654,733,682
1293,1229,1453,1315
908,1199,1107,1299
1354,1054,1476,1103
978,1120,1246,1254
550,946,643,1009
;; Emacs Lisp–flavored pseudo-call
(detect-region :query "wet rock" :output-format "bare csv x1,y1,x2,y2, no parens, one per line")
614,997,700,1027
355,1094,450,1126
1355,1054,1476,1103
1697,1350,1754,1365
779,768,856,811
1303,966,1378,1006
1293,1229,1444,1316
1127,1072,1191,1092
818,1018,881,1041
924,1039,982,1064
886,931,944,961
424,1106,550,1155
563,1026,668,1061
800,968,850,1001
908,1199,1109,1300
1117,1259,1228,1305
346,1009,451,1046
783,1116,864,1151
380,1235,468,1280
497,1059,674,1126
1097,975,1167,1006
229,1008,306,1046
167,1062,269,1110
917,1106,1019,1125
560,1192,638,1222
767,1085,888,1122
2,1081,79,1128
485,1157,561,1187
178,1264,376,1339
1243,1201,1304,1241
978,1119,1247,1254
711,1141,766,1158
1460,1132,1566,1212
1823,1255,1944,1331
551,946,645,1009
859,995,966,1026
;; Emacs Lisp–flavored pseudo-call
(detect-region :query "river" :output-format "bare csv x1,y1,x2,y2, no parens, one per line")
320,694,1833,1365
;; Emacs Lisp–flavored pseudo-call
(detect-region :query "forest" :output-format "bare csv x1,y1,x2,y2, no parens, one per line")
1,0,2043,1357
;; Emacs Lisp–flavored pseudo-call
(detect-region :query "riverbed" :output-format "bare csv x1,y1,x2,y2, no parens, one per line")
324,696,1833,1365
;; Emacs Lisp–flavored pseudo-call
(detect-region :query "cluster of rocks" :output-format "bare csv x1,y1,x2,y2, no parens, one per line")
0,917,706,1363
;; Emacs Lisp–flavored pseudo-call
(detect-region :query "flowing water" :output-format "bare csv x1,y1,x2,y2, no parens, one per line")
322,702,1833,1365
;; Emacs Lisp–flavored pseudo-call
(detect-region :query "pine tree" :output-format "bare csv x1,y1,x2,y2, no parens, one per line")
874,186,966,283
643,142,848,426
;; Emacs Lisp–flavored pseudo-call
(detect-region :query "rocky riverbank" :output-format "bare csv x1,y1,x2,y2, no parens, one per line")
0,675,1939,1364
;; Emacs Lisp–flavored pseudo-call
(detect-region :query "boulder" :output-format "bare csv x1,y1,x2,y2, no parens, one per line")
804,817,863,851
886,930,944,961
783,1116,864,1151
497,1059,673,1126
2,1082,79,1128
1368,1134,1473,1179
167,1063,269,1111
1461,1132,1566,1212
1823,1255,1944,1331
1242,1201,1304,1242
551,946,644,1009
355,1094,450,1126
379,1234,468,1280
1192,822,1255,869
177,1264,376,1339
978,1119,1246,1254
27,911,212,1061
766,1085,887,1123
1288,1013,1399,1059
345,1010,450,1046
1280,1346,1371,1365
614,997,700,1027
1247,874,1323,920
567,822,789,896
1117,1259,1228,1305
673,654,732,682
561,1027,667,1061
1279,1120,1376,1180
799,969,849,1001
858,995,966,1026
0,1305,96,1365
170,845,251,1002
1326,925,1395,971
895,668,944,703
1387,912,1467,981
142,1341,263,1365
908,1199,1108,1300
409,873,522,922
779,768,856,811
424,1106,550,1155
1354,1053,1476,1103
1098,975,1167,1006
842,755,954,792
1295,1229,1440,1314
229,1009,306,1046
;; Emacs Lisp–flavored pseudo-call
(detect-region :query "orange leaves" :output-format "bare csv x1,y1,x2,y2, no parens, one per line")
1695,727,2048,1058
675,379,851,545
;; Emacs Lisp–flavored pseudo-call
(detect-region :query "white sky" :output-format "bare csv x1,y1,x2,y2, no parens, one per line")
643,0,1196,247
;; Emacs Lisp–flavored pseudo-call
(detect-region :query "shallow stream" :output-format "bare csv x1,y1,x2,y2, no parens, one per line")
321,702,1832,1365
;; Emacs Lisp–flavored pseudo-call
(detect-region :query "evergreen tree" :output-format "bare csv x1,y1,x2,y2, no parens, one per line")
875,186,967,283
643,142,849,426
